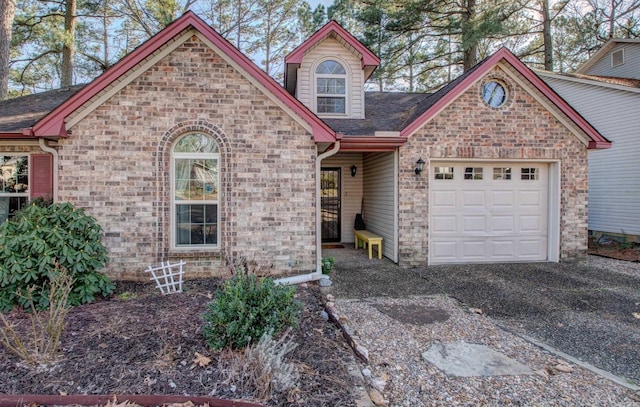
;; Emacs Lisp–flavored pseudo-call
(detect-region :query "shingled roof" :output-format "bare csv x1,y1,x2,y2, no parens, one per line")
0,85,85,135
323,92,429,136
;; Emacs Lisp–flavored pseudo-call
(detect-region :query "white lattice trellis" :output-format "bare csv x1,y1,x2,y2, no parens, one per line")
146,260,186,294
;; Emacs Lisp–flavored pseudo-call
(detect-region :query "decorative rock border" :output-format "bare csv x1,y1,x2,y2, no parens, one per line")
322,293,388,406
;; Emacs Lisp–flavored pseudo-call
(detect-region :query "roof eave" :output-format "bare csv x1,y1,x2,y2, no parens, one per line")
589,140,612,149
285,20,380,68
339,136,407,152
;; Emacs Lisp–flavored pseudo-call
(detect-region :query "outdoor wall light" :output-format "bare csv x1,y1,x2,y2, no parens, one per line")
415,157,425,175
351,165,357,177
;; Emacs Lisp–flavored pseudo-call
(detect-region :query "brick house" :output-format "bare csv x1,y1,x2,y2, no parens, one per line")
0,12,609,282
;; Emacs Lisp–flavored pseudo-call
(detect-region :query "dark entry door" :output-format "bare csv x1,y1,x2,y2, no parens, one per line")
321,168,341,242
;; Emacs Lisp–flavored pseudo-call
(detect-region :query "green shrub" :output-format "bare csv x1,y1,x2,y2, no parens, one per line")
202,274,301,350
0,202,114,312
321,256,335,274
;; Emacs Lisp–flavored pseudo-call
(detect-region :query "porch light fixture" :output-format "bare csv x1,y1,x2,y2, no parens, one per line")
351,165,357,177
415,157,425,175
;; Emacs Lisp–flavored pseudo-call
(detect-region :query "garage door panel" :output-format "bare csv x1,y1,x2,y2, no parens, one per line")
462,190,485,207
491,190,514,206
520,215,543,233
463,216,486,233
430,162,549,264
520,239,547,257
432,241,457,260
461,241,486,259
432,215,456,233
491,240,515,257
432,190,456,207
492,215,515,233
520,190,543,206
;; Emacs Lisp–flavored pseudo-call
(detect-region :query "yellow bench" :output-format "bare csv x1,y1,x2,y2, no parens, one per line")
354,230,383,259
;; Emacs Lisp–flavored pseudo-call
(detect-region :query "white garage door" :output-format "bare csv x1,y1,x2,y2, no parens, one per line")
430,162,548,264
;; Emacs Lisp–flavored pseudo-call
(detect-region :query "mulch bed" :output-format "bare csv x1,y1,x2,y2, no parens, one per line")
0,279,357,406
588,237,640,262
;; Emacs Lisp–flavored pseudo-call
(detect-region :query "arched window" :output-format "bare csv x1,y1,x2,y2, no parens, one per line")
315,60,347,115
172,133,219,248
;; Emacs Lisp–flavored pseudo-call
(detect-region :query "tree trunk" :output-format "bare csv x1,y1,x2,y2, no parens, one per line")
542,0,553,70
0,0,16,100
61,0,76,88
462,0,477,71
608,0,615,39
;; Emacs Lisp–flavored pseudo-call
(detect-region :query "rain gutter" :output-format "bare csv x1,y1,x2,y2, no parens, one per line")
276,141,341,285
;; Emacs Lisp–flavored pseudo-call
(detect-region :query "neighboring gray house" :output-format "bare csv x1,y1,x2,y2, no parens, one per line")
576,39,640,80
539,38,640,240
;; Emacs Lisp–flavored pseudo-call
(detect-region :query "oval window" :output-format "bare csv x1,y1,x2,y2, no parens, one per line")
482,81,507,108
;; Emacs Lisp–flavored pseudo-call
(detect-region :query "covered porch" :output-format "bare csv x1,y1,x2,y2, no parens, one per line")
320,151,399,263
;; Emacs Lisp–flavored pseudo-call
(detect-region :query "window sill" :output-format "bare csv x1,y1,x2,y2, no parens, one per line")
167,248,221,259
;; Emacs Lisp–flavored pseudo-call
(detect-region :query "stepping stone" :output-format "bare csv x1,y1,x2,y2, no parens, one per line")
422,341,534,377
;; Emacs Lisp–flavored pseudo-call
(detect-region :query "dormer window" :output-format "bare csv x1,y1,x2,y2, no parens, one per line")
316,60,347,115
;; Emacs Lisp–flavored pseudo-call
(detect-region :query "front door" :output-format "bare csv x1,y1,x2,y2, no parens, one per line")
321,168,341,242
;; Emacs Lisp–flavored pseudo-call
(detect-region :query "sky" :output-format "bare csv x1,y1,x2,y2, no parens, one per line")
307,0,333,9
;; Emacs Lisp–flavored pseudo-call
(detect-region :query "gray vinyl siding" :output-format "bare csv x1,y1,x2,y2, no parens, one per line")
363,152,398,262
543,75,640,236
585,43,640,80
322,153,363,243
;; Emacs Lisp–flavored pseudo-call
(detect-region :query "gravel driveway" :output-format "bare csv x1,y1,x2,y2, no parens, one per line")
326,249,640,386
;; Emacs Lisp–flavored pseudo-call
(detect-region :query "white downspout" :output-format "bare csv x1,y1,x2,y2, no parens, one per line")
276,141,341,285
38,138,59,202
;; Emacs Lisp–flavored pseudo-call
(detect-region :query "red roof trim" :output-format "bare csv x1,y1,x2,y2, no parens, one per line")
285,21,380,68
31,11,335,143
0,132,30,139
339,136,407,152
400,48,611,149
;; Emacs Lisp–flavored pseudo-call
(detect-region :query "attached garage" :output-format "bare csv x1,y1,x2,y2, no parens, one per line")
429,162,559,264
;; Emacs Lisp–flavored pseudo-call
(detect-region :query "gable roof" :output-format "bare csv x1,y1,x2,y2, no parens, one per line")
0,85,84,137
576,38,640,75
284,20,380,95
13,11,335,143
399,47,611,149
326,48,609,150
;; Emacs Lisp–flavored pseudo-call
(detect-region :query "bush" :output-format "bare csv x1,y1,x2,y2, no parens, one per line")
0,202,114,312
0,264,73,365
222,330,299,400
202,274,301,350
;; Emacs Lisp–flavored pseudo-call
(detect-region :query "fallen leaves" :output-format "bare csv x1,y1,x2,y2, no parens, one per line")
192,352,211,368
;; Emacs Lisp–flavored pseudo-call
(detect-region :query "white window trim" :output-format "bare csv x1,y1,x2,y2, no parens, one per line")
0,154,30,222
170,137,220,251
0,154,30,199
312,57,351,118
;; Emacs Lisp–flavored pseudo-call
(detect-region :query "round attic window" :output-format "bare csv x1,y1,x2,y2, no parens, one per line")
482,80,507,108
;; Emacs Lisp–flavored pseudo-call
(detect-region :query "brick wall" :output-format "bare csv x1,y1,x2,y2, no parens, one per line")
398,66,589,265
58,35,317,280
